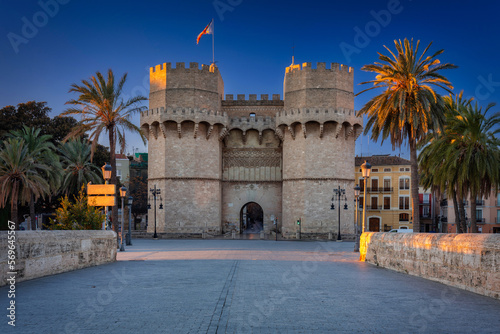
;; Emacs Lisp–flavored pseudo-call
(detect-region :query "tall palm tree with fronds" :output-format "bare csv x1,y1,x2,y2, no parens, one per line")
7,126,61,228
61,69,147,233
0,138,51,228
59,138,102,194
419,92,473,233
357,38,457,232
446,101,500,232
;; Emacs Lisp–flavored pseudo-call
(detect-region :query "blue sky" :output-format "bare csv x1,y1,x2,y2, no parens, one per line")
1,0,499,158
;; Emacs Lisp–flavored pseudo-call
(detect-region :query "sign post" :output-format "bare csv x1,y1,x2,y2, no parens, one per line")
87,184,116,230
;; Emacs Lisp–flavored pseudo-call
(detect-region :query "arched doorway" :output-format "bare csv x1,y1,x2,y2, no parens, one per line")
240,202,263,234
369,217,380,232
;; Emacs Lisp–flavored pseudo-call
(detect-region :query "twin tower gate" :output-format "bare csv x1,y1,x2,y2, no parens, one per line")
140,61,362,239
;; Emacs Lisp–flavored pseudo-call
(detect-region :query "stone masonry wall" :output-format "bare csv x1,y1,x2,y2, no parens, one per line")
0,231,116,286
222,182,282,233
360,232,500,299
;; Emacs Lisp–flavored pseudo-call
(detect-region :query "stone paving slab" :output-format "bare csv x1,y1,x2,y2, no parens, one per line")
1,239,500,333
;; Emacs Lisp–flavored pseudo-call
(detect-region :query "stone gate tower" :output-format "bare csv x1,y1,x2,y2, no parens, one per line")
279,62,359,237
140,61,362,238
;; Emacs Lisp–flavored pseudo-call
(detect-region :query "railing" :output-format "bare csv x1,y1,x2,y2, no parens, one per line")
476,200,485,206
366,187,393,193
421,214,432,219
476,218,486,224
441,217,448,222
440,199,448,207
368,205,383,211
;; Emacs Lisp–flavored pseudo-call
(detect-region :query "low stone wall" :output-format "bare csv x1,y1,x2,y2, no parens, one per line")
360,232,500,299
1,231,117,286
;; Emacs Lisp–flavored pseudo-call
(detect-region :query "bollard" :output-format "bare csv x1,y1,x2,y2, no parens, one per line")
232,230,236,239
260,231,264,240
328,232,332,240
296,232,301,240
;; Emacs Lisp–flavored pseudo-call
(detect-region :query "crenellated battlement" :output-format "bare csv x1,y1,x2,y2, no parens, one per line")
283,61,354,110
275,107,362,129
149,61,224,112
224,94,282,101
221,94,284,109
285,62,353,75
228,115,274,131
143,106,226,117
276,107,359,118
150,62,219,74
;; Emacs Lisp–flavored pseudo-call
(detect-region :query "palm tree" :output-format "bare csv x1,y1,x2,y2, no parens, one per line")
61,69,147,233
357,38,457,232
7,126,61,228
0,138,51,228
419,92,473,233
59,138,103,195
445,101,500,232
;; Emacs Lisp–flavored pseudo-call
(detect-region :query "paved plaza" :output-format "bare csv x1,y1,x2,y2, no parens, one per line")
2,239,500,333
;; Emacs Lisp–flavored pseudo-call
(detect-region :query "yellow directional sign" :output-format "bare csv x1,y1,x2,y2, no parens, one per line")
87,184,116,195
88,196,116,206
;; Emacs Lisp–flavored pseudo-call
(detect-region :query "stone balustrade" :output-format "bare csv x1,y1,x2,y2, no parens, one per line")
360,232,500,299
1,231,117,286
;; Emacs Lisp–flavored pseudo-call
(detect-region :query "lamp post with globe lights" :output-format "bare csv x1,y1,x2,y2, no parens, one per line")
361,161,372,233
354,184,361,252
101,163,112,230
126,196,133,245
119,186,127,251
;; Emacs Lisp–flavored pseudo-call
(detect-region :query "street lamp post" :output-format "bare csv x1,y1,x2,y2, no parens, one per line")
354,184,361,252
119,186,127,251
331,186,348,241
126,196,133,246
361,161,372,233
149,185,162,239
101,163,112,230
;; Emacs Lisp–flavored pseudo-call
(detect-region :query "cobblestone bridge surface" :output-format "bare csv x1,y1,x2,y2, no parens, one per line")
2,239,500,333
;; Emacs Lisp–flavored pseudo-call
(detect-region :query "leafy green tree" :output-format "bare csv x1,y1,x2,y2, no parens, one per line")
0,106,16,139
129,174,148,228
356,38,457,232
48,185,104,230
0,102,51,138
58,138,102,195
61,69,147,235
91,143,111,171
46,116,79,143
0,138,51,228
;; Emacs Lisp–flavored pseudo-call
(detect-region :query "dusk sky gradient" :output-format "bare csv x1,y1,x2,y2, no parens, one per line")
1,0,499,158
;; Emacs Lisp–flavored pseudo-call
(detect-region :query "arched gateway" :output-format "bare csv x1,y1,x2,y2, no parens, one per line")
240,202,263,234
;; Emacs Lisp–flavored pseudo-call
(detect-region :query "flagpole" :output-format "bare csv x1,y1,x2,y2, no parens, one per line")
212,19,215,65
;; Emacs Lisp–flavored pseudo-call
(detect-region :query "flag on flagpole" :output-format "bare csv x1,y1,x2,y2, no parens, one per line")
196,19,213,44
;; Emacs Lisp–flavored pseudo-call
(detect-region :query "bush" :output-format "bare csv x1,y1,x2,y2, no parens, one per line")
48,186,104,230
